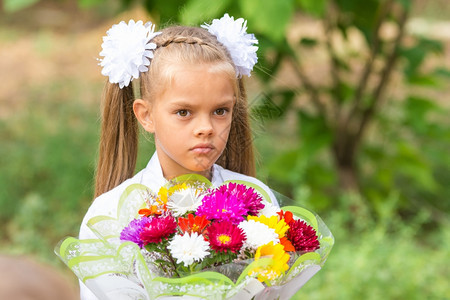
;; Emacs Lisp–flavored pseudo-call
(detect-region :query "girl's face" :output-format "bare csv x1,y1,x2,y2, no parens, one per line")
146,63,235,180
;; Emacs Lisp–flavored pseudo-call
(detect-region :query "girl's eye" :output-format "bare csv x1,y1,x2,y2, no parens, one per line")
214,108,228,116
176,110,190,117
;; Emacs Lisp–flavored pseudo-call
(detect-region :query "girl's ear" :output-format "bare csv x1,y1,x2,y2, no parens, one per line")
133,99,155,133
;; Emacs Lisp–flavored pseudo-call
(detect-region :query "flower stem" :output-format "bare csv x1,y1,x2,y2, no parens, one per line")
164,245,180,277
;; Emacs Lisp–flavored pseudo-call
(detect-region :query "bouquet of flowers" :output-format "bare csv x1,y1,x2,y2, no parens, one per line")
56,175,334,299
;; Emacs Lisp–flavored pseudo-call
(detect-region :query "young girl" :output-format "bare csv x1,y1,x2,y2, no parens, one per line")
79,15,279,299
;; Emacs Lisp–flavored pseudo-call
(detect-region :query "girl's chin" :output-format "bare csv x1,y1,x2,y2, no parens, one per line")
187,166,213,176
187,157,215,171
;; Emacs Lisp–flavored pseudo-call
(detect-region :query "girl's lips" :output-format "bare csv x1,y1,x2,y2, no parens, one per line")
191,144,214,154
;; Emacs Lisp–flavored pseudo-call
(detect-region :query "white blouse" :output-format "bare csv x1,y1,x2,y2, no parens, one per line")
79,151,279,300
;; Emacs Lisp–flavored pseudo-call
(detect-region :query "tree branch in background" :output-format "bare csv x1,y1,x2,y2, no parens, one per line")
333,0,395,171
347,0,394,120
324,0,343,126
355,4,409,143
288,52,327,117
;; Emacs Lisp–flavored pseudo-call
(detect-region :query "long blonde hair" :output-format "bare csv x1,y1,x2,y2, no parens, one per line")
94,25,255,198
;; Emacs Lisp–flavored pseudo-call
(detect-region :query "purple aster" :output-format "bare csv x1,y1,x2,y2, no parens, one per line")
196,184,248,224
120,217,151,248
228,183,264,216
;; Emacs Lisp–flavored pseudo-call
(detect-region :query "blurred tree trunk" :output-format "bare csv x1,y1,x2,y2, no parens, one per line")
323,0,408,193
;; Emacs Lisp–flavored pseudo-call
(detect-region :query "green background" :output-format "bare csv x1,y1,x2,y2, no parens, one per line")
0,0,449,299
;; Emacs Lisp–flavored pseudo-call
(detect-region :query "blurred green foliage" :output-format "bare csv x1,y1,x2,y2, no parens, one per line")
0,82,98,262
296,194,450,299
0,80,155,265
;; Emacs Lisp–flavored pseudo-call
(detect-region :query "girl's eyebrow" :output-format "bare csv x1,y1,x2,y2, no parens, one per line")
169,98,235,108
170,101,194,108
213,98,235,107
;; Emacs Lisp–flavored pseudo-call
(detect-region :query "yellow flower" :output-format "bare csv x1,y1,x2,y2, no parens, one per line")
157,186,169,205
169,182,189,193
247,215,289,238
157,183,189,205
250,241,290,282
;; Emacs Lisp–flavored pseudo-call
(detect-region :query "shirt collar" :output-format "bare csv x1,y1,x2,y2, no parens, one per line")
141,151,225,189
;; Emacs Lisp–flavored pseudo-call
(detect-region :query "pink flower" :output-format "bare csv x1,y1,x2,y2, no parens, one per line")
228,183,264,216
139,214,177,245
196,184,248,224
287,220,320,252
207,221,246,253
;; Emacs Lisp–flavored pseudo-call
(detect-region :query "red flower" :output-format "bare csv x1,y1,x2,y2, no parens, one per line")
287,219,320,252
178,214,210,234
207,221,245,253
140,215,177,245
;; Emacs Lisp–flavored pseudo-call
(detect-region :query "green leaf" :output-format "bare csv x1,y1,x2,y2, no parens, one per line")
417,37,443,54
400,46,426,78
78,0,105,9
180,0,231,25
434,67,450,78
253,38,292,82
145,243,160,252
154,259,171,266
3,0,39,12
335,0,379,43
298,111,333,155
267,150,301,183
408,74,439,86
401,38,444,79
335,82,354,103
300,37,319,47
121,0,135,10
239,0,295,43
405,96,439,121
394,142,437,192
396,0,412,10
143,0,188,23
296,0,327,17
305,161,336,187
251,90,293,121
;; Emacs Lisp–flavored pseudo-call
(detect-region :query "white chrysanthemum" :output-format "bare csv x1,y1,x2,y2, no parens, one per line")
167,232,210,267
99,20,161,88
167,187,204,217
202,13,258,77
257,201,280,218
238,220,279,250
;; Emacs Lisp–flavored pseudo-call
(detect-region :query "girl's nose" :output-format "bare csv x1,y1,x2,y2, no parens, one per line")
194,116,214,136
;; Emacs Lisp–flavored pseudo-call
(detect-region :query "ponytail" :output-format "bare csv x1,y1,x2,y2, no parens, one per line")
94,83,138,198
216,78,256,177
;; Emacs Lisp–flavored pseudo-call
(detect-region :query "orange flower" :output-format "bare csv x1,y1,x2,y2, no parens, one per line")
279,236,295,252
178,214,210,234
138,205,163,216
277,210,294,224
